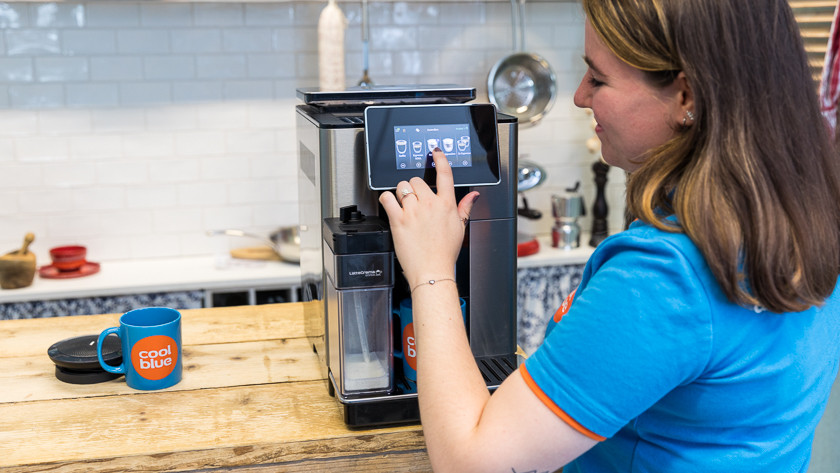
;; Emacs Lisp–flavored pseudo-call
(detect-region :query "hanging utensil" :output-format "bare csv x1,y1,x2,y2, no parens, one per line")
517,160,546,219
487,0,557,127
357,0,374,88
517,160,546,192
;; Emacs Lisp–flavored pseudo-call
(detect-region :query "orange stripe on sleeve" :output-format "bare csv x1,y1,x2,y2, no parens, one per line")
520,364,607,442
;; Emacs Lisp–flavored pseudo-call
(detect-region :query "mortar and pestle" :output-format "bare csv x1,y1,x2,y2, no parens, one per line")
0,233,37,289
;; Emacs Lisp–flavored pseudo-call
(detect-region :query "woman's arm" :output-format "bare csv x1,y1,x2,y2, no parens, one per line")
379,150,597,472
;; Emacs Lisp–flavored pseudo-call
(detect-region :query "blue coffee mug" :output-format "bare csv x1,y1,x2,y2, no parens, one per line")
97,307,182,391
393,297,466,393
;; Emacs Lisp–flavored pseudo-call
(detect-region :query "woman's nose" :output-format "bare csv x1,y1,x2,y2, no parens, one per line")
573,77,590,109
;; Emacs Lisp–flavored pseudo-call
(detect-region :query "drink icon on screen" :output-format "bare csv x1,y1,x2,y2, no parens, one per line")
427,138,439,152
412,141,423,153
442,138,454,153
457,136,470,152
396,139,407,154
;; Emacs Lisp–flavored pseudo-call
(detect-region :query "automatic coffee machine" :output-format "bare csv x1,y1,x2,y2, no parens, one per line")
296,85,518,426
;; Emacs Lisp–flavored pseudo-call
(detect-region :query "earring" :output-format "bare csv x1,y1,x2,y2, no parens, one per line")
683,110,695,127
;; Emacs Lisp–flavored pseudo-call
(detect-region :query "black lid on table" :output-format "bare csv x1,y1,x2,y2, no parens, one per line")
47,334,124,385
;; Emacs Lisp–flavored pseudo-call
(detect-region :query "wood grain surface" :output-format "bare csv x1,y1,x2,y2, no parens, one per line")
0,303,430,472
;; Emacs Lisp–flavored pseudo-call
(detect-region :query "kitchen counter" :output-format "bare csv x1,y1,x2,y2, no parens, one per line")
0,237,594,305
0,302,430,472
0,256,301,304
517,235,595,269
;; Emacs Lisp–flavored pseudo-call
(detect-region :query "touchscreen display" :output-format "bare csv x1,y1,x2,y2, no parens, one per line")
365,104,500,190
393,123,472,170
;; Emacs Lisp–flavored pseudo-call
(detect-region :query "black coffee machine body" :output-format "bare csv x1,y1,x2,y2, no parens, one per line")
296,85,518,426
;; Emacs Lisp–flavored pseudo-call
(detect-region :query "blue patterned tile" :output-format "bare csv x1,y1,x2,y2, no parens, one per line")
517,264,584,357
0,290,204,320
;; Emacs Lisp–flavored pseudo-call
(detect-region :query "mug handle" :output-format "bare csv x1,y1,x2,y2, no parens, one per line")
97,328,125,374
392,308,403,359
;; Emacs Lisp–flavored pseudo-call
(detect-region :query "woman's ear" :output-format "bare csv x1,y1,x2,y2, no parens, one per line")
676,71,695,123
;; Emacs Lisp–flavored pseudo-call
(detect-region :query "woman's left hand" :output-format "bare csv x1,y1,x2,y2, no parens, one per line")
378,149,480,289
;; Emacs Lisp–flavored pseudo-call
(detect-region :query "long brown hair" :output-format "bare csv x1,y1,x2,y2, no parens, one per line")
583,0,840,313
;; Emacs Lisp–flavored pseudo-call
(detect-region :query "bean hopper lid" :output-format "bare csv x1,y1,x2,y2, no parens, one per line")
47,334,123,384
296,84,476,107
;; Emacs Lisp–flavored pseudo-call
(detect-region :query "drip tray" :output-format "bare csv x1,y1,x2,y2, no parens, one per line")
476,355,518,386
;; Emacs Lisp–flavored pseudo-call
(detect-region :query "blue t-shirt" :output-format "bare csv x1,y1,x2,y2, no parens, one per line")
523,220,840,472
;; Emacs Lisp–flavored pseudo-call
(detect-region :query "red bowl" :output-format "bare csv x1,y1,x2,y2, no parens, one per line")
49,246,87,272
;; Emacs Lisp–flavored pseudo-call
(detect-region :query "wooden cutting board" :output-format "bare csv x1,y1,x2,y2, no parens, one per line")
229,245,281,261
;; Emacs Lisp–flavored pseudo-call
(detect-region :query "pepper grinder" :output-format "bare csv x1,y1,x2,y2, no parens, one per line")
551,182,585,250
585,113,610,248
589,160,610,247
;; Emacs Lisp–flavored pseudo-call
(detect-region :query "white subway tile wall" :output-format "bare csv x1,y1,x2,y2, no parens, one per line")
0,1,626,263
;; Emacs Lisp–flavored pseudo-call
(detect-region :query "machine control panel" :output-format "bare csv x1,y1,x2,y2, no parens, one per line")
364,104,501,190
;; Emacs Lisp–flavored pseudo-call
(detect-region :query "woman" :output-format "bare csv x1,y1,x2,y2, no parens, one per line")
379,0,840,471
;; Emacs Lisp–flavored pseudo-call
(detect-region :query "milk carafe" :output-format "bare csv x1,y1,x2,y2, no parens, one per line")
323,205,394,397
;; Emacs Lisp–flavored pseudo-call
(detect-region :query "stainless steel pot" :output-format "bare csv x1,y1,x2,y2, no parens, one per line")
487,0,557,127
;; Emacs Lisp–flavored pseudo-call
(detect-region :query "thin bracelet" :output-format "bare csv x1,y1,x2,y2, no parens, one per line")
410,278,456,293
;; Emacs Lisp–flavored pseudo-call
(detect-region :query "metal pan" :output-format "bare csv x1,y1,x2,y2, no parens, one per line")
207,227,300,263
487,0,557,127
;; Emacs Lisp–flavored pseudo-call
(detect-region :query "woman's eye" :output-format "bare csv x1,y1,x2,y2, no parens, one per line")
588,75,604,87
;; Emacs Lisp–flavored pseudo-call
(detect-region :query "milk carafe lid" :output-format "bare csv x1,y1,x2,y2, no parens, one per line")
323,205,393,254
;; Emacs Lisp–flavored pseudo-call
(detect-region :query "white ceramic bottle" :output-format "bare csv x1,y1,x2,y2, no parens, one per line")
318,0,347,91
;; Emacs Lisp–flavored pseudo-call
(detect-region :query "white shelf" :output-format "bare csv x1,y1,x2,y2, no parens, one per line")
0,256,301,304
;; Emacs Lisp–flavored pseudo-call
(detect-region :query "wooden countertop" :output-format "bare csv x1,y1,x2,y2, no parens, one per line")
0,303,430,472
